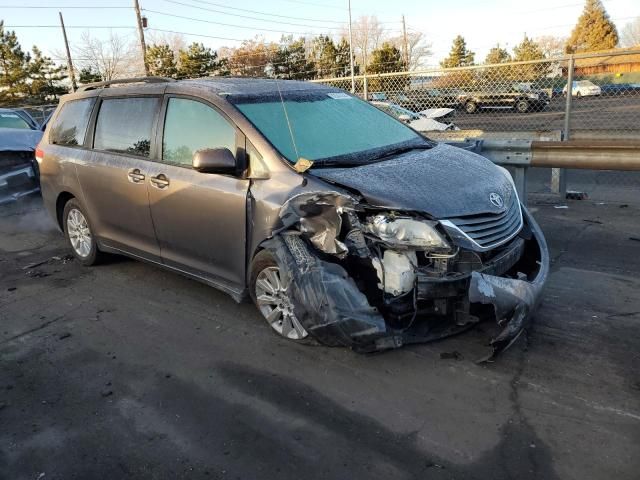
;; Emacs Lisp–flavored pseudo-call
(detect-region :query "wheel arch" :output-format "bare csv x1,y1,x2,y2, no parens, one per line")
55,191,76,231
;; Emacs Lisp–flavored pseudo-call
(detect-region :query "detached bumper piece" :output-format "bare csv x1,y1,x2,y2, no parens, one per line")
0,162,39,205
269,205,548,359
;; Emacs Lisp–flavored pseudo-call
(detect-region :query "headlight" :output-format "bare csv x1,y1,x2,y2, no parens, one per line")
366,214,450,249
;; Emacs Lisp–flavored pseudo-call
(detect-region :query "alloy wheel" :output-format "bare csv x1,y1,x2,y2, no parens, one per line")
254,266,308,340
67,208,92,258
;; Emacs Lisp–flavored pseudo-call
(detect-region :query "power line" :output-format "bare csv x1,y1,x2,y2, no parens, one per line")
160,0,346,29
148,28,246,42
3,25,136,29
183,0,346,23
144,9,337,35
0,4,131,8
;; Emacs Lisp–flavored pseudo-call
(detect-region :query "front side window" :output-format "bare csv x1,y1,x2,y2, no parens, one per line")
50,98,95,146
231,90,428,166
162,98,236,166
94,97,159,157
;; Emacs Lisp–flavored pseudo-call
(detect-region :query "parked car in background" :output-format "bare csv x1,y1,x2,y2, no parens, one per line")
38,77,548,359
599,83,640,96
457,84,550,113
0,108,43,203
563,80,602,97
406,88,462,110
368,92,419,111
371,101,457,131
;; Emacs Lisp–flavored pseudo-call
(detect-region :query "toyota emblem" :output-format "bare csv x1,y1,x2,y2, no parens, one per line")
489,192,504,208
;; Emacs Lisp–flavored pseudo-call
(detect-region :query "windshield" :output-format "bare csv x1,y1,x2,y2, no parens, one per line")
0,111,31,130
230,90,430,166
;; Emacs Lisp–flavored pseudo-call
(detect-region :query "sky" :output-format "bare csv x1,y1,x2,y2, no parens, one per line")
1,0,639,68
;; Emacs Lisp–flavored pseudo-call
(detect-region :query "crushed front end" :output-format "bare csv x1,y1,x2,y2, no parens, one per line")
266,189,549,360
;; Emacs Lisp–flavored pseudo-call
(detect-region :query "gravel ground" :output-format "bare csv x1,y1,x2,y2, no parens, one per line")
1,195,639,480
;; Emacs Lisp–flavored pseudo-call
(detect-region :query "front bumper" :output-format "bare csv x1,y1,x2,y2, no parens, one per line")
267,206,549,360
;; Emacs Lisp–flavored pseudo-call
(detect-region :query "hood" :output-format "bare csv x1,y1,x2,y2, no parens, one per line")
0,128,43,152
311,143,514,219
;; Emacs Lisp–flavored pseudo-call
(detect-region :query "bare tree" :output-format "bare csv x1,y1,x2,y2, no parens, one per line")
534,35,567,58
346,15,385,73
146,31,187,60
620,18,640,47
73,31,143,81
390,31,432,70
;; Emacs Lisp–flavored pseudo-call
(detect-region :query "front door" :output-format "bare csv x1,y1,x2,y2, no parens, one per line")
76,96,161,260
147,96,249,287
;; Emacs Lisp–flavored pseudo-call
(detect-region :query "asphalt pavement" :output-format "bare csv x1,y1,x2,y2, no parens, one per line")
0,195,639,480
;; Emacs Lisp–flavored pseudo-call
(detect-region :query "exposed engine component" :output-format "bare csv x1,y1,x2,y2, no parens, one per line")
364,214,450,250
372,250,417,296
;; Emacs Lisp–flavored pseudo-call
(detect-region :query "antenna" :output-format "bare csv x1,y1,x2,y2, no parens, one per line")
274,79,300,161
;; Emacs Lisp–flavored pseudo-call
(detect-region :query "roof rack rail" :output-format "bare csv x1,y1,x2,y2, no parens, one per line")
77,76,176,92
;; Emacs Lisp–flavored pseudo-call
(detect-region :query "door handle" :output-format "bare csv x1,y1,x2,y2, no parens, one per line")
150,174,170,189
127,168,145,183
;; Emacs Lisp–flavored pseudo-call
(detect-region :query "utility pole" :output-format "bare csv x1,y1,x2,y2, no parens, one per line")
133,0,150,76
401,15,409,70
347,0,355,93
58,12,77,92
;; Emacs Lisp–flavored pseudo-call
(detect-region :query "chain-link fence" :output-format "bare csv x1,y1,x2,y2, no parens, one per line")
312,48,640,203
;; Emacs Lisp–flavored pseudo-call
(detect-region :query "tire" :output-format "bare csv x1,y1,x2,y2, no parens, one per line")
62,198,103,266
515,99,529,113
249,250,309,342
464,101,477,114
576,91,581,98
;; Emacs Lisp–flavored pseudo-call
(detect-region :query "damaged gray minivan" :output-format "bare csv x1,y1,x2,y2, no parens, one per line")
38,77,548,359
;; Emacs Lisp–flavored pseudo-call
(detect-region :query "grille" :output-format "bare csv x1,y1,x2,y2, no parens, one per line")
442,197,523,251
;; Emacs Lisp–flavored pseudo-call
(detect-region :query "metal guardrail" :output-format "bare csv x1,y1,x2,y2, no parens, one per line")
446,139,640,202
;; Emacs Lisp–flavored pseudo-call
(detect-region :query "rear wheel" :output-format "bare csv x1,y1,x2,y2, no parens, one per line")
63,199,102,266
250,250,308,341
464,101,477,114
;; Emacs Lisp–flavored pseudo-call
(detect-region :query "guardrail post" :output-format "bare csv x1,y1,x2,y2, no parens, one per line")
513,167,528,202
554,55,575,198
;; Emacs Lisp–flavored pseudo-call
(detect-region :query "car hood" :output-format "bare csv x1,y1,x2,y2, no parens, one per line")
0,127,42,152
311,143,515,219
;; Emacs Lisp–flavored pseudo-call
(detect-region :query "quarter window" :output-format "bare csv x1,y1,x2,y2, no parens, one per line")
50,98,96,146
162,98,236,166
94,97,159,157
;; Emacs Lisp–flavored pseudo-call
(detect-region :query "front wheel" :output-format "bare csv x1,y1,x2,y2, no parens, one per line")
250,250,309,341
515,99,529,113
63,199,102,266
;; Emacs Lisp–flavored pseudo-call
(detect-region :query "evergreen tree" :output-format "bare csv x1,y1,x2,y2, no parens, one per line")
272,36,314,80
146,44,177,78
565,0,619,53
512,35,548,81
27,47,67,103
0,22,31,104
440,35,475,68
178,42,220,78
311,35,338,78
369,42,406,91
368,42,404,73
485,45,511,65
483,44,511,84
335,38,354,77
79,67,102,84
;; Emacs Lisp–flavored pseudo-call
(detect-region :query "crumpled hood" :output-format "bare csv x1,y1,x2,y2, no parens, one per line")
311,143,514,219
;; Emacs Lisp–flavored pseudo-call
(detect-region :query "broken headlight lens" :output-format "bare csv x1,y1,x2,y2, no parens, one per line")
366,214,450,249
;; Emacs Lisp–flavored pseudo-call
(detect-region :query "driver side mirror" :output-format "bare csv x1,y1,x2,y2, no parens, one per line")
193,148,236,174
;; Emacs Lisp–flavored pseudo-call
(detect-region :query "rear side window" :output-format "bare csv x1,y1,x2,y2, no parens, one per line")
50,98,95,146
162,98,236,166
94,97,159,157
0,111,31,129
